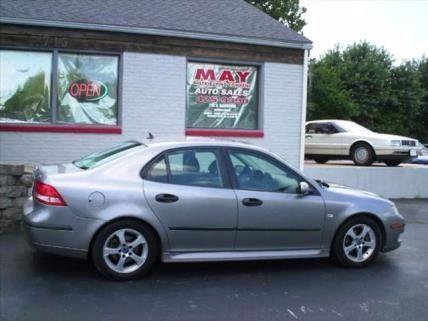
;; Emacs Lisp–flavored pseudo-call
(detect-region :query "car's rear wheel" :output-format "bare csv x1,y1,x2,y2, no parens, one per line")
332,216,382,268
313,156,329,164
92,219,159,280
384,160,401,166
351,143,375,166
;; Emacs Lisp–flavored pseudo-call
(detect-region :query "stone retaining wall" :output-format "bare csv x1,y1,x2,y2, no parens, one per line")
0,164,33,232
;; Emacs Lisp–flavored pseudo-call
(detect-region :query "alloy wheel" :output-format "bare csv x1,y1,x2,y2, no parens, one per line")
103,228,148,274
342,224,376,263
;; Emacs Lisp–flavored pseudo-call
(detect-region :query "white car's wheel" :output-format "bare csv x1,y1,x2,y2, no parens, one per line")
351,143,375,166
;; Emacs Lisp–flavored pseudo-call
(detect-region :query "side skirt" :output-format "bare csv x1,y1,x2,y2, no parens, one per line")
162,249,329,263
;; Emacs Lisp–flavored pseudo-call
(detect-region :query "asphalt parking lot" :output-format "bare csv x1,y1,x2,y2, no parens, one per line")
1,199,427,321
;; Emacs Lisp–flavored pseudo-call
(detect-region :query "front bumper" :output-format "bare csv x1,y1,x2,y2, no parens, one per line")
381,206,405,253
376,146,422,157
23,197,104,259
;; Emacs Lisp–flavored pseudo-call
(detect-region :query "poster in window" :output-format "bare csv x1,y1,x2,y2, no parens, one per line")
57,53,118,125
0,50,52,123
186,62,258,130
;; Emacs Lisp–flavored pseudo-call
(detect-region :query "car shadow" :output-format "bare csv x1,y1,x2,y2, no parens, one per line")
27,247,398,282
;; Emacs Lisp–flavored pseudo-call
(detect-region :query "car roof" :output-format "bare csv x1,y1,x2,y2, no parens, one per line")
144,138,265,151
306,119,344,124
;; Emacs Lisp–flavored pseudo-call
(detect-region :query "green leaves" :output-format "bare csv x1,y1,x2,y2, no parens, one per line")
309,42,428,143
246,0,307,33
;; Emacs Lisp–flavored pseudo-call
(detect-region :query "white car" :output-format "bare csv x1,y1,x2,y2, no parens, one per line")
305,120,423,166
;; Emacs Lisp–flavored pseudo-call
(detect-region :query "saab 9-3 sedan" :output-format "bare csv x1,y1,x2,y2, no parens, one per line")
24,140,405,280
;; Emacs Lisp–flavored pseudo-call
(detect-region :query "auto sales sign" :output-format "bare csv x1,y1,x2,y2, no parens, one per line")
186,62,258,129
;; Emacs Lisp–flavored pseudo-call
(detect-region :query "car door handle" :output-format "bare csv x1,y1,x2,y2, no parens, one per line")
306,135,312,139
155,194,179,203
242,198,263,207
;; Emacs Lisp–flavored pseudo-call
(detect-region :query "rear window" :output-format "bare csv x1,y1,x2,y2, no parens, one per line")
73,141,144,170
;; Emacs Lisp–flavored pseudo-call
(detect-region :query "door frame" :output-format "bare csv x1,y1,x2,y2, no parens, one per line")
141,145,233,189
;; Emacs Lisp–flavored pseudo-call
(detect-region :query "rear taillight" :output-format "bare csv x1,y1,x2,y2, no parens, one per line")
33,180,67,206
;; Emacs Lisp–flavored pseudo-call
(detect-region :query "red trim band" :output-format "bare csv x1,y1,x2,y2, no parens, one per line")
0,124,122,134
186,128,264,138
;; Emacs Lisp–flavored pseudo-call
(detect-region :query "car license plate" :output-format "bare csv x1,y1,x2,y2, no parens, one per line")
410,150,417,156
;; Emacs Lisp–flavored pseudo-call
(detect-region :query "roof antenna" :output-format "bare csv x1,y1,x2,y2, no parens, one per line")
146,132,154,140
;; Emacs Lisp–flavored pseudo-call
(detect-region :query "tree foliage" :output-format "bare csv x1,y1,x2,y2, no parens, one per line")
309,42,428,143
245,0,307,32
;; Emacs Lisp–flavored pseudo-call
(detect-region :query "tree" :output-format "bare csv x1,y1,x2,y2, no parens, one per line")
308,42,428,143
308,58,355,120
384,61,424,138
245,0,307,33
337,42,393,130
417,58,428,142
309,42,393,128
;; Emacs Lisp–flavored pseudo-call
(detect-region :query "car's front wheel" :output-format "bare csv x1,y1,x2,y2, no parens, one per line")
332,216,382,268
91,219,159,280
351,143,375,166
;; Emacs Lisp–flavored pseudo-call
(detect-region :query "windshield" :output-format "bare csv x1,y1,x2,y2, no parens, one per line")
73,141,144,170
336,121,373,133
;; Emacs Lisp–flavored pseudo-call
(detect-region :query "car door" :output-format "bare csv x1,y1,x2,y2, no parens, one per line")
226,148,326,250
306,122,344,155
142,147,238,252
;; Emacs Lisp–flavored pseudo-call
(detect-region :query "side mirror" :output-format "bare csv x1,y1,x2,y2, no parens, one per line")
298,181,311,195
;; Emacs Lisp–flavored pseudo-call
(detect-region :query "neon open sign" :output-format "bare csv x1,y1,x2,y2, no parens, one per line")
68,80,108,102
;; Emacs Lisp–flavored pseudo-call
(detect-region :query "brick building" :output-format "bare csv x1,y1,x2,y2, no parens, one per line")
0,0,312,168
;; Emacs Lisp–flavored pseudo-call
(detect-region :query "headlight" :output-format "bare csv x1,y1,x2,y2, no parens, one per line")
390,140,401,146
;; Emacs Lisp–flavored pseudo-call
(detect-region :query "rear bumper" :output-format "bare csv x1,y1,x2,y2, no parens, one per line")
23,197,104,259
24,223,87,259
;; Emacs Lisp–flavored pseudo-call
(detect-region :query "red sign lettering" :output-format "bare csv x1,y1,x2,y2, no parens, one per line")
68,80,108,102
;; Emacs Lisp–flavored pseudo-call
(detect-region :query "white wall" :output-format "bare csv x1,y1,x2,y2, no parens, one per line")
0,52,304,168
304,166,428,199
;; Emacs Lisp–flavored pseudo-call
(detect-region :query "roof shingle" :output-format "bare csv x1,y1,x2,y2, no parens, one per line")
0,0,311,48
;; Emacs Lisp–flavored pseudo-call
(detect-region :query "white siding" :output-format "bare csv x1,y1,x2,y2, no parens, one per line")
0,53,304,168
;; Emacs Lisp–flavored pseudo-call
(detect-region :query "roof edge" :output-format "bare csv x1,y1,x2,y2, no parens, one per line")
0,17,313,50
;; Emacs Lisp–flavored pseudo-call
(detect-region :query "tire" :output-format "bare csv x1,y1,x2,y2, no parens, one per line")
332,216,382,268
351,143,375,166
91,219,159,280
314,157,329,164
384,160,401,166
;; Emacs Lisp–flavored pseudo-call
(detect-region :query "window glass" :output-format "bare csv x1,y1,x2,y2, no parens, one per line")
306,123,317,133
146,156,168,183
316,123,337,134
57,53,119,125
167,149,223,188
73,141,143,170
186,62,258,130
0,50,52,123
229,151,301,193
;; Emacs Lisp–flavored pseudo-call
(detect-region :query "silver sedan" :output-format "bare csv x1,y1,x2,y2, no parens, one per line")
24,140,405,280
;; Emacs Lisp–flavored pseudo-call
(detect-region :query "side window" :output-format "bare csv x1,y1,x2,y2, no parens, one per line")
316,123,337,134
146,156,168,183
306,123,317,133
229,150,302,193
166,149,224,188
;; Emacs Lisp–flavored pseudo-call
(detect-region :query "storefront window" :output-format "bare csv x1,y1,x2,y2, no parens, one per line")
0,50,52,123
0,49,120,129
57,53,119,125
186,62,259,130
